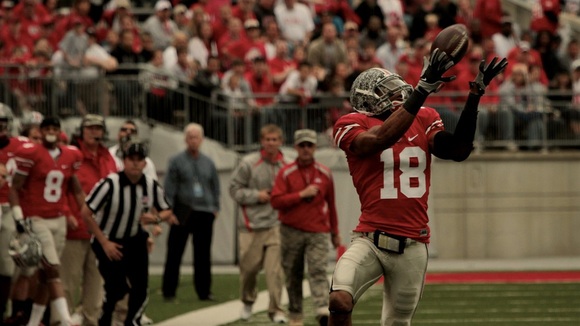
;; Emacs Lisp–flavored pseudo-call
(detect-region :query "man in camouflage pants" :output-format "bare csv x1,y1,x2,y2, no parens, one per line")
271,129,341,326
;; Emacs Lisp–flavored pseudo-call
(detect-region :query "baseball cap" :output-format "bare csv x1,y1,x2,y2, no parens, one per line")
154,0,171,11
294,129,317,146
123,142,148,159
244,19,260,30
81,114,105,128
40,117,61,129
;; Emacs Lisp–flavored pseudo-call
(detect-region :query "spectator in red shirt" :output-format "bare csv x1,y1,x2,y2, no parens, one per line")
268,40,296,91
245,56,275,107
55,0,93,43
217,18,246,69
232,0,256,24
226,18,267,65
211,4,233,42
506,41,549,85
531,0,560,35
397,38,430,87
474,0,502,38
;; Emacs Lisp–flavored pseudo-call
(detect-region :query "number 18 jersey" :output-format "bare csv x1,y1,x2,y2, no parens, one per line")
14,143,82,218
333,108,444,242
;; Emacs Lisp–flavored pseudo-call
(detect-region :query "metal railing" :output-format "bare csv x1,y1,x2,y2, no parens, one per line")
1,63,580,153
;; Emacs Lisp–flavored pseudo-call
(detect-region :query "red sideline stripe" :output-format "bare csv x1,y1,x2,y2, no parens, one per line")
425,271,580,283
375,271,580,284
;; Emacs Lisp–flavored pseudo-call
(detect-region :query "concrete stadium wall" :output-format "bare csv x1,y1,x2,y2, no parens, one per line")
75,118,580,265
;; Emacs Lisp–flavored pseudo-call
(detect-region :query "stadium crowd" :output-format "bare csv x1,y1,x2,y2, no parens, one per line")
0,0,580,149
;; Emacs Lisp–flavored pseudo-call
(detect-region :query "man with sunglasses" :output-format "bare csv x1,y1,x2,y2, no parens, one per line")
271,129,340,326
109,120,158,180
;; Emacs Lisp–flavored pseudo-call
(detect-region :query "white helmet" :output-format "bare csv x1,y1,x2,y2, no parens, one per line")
350,68,413,116
20,110,44,127
8,231,43,268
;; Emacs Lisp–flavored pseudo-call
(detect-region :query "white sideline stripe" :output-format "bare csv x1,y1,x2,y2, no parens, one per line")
153,279,310,326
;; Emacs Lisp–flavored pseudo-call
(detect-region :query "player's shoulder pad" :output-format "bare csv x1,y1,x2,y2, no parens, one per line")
14,142,38,159
14,136,30,143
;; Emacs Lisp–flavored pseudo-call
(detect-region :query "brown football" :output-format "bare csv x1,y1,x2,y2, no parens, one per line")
431,24,469,64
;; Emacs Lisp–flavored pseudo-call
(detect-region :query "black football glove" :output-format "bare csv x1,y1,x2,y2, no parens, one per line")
469,57,508,95
15,219,32,234
417,48,456,94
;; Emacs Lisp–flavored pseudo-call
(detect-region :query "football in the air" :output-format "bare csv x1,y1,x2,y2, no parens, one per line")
431,24,469,64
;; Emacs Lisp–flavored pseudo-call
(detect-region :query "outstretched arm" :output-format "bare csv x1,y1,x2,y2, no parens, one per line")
431,57,509,161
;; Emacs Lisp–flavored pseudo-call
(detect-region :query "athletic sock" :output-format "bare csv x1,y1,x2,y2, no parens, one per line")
52,297,72,322
26,303,46,326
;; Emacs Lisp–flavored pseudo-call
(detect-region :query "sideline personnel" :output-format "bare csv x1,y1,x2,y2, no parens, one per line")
81,142,172,326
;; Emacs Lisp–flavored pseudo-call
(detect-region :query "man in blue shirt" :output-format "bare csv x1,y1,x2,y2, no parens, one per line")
162,123,220,301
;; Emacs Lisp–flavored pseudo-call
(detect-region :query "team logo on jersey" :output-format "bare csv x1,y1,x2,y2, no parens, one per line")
314,177,322,184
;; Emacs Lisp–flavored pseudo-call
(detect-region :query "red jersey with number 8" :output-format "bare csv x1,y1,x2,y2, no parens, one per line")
14,143,82,218
333,107,444,242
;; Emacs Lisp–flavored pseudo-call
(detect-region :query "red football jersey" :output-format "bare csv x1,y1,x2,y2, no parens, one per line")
14,144,82,218
0,136,30,204
333,107,444,242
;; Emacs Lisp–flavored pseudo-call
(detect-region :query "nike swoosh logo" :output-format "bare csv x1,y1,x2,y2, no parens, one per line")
408,135,418,142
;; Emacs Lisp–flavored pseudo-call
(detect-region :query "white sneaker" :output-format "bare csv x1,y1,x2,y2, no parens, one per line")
70,312,84,326
272,312,288,324
141,313,154,325
240,303,253,320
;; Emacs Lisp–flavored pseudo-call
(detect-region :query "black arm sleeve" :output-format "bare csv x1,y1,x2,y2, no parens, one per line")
403,87,429,115
431,92,481,162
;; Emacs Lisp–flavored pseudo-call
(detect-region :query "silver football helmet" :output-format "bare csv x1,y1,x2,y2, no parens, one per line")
350,68,413,116
8,231,43,268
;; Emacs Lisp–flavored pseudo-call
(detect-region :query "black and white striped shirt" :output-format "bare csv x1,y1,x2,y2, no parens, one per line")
86,172,171,239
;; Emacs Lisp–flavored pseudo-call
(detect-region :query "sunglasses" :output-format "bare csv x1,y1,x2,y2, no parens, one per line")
298,142,314,148
120,127,137,133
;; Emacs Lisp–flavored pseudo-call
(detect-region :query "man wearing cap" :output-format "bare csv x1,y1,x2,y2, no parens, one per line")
60,114,117,326
81,141,172,326
162,123,220,302
225,18,267,63
142,0,178,50
109,120,158,181
9,117,86,326
271,129,340,326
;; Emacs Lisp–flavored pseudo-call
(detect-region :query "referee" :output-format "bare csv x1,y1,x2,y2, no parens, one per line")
81,141,172,326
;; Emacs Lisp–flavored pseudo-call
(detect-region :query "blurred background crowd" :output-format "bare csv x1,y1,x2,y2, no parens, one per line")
1,0,580,151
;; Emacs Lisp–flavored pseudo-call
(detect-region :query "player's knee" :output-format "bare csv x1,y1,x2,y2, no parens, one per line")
329,290,353,315
393,288,418,317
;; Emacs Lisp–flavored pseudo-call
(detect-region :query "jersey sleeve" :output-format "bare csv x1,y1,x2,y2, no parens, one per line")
420,107,445,140
332,113,368,155
13,143,38,176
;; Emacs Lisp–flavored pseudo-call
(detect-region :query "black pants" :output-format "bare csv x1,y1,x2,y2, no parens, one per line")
92,231,149,326
162,210,215,300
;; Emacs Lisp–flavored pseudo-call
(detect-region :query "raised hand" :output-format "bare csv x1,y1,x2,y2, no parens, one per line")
470,57,509,95
417,48,456,94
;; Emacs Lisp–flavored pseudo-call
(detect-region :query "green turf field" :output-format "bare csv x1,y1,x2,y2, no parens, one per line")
145,275,580,325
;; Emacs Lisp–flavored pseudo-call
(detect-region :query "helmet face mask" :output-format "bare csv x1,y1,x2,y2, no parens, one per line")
350,68,413,116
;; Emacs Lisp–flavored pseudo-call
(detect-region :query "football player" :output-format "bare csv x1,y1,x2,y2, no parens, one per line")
9,117,85,326
329,50,507,326
0,104,30,323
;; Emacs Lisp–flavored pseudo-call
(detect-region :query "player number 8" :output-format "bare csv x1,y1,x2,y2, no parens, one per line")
44,170,64,203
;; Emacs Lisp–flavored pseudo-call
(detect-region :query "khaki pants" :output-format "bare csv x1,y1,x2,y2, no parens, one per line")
238,226,285,316
60,239,103,326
